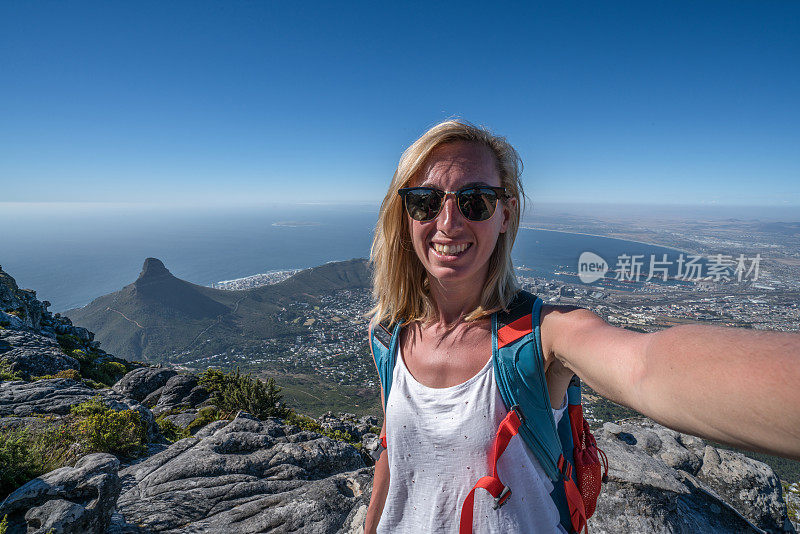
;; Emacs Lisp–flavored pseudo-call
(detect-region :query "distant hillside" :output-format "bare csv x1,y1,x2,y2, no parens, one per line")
66,258,370,362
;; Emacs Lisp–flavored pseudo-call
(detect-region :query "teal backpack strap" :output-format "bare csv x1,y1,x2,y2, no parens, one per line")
369,318,402,412
492,291,588,533
492,290,563,481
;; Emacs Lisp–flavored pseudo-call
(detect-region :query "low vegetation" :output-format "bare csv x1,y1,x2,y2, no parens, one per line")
0,361,22,381
199,367,289,419
55,334,133,387
783,481,799,525
284,412,358,445
195,368,358,445
69,397,147,456
0,396,147,499
187,406,223,433
155,416,190,442
32,369,82,381
6,308,25,320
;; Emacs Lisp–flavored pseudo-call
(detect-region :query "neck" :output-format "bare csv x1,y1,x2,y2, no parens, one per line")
427,275,487,326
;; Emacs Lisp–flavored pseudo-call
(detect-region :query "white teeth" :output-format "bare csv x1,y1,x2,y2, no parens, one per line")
433,243,469,255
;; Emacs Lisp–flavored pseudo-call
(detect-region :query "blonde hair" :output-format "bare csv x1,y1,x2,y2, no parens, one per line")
369,119,525,326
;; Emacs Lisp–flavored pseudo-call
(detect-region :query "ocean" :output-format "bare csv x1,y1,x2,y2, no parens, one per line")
0,203,681,312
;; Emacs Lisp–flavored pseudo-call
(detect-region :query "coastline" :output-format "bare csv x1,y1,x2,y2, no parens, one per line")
519,225,690,254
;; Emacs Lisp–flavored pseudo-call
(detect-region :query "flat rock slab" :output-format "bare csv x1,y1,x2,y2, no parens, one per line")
0,378,157,438
116,412,369,533
113,367,177,402
0,453,121,534
589,419,792,533
0,328,79,380
152,374,209,415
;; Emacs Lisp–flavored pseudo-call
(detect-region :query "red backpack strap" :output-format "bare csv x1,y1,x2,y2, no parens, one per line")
458,408,522,534
559,454,589,534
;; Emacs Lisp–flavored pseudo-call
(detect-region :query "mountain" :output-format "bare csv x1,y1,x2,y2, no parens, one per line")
65,258,370,362
2,263,797,532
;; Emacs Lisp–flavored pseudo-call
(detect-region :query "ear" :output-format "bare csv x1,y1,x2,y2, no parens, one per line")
499,197,516,233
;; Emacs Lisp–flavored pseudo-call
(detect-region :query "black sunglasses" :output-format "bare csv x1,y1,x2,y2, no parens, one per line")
397,186,507,222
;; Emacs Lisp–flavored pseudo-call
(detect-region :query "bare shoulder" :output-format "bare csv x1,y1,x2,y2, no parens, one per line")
538,304,650,406
539,305,608,357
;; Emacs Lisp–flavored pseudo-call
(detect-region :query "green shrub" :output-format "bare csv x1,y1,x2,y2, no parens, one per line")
70,397,147,456
82,378,106,389
0,397,148,499
57,369,82,380
199,368,288,419
284,412,358,444
156,416,190,442
327,429,355,443
0,513,8,534
0,361,22,381
186,406,223,433
0,422,74,499
285,412,323,433
32,369,83,381
69,348,128,387
61,339,128,386
56,334,82,353
782,481,799,524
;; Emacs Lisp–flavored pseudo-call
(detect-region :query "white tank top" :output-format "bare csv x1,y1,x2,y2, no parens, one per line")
377,346,569,534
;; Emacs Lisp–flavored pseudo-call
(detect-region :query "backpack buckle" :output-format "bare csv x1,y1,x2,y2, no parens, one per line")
493,485,512,509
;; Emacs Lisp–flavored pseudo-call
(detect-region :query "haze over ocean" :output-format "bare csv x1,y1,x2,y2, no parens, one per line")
1,204,688,313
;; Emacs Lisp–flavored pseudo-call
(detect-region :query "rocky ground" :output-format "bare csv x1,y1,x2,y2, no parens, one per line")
1,264,797,533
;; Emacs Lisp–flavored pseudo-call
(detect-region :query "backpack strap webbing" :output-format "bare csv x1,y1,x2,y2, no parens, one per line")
492,290,564,482
369,317,401,412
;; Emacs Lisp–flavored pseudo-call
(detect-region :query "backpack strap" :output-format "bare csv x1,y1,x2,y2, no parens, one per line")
492,290,563,481
369,318,402,413
465,290,589,533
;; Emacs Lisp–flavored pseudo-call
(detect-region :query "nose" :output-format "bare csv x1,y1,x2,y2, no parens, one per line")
436,193,464,232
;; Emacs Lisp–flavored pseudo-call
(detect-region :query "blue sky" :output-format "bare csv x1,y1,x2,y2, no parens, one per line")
1,1,798,207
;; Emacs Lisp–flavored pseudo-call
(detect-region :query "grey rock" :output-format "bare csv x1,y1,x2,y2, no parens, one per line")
0,453,121,534
602,421,622,434
0,267,46,330
115,412,367,533
318,411,377,441
0,378,97,416
141,385,164,407
698,446,788,531
0,378,157,439
588,419,793,533
113,367,177,402
361,433,382,465
0,328,79,380
162,408,199,429
152,374,209,415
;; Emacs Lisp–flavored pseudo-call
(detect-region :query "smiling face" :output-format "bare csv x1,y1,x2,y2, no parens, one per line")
407,141,513,292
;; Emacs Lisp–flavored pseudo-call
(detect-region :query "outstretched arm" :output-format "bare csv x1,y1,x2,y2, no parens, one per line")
542,306,800,459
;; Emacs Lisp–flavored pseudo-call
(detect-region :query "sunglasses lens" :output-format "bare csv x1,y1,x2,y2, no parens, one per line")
405,189,442,221
458,188,498,221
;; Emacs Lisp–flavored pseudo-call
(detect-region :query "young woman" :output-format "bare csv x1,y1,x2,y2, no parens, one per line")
364,120,800,533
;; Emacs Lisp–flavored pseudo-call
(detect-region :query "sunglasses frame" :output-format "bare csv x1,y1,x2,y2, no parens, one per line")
397,185,508,222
